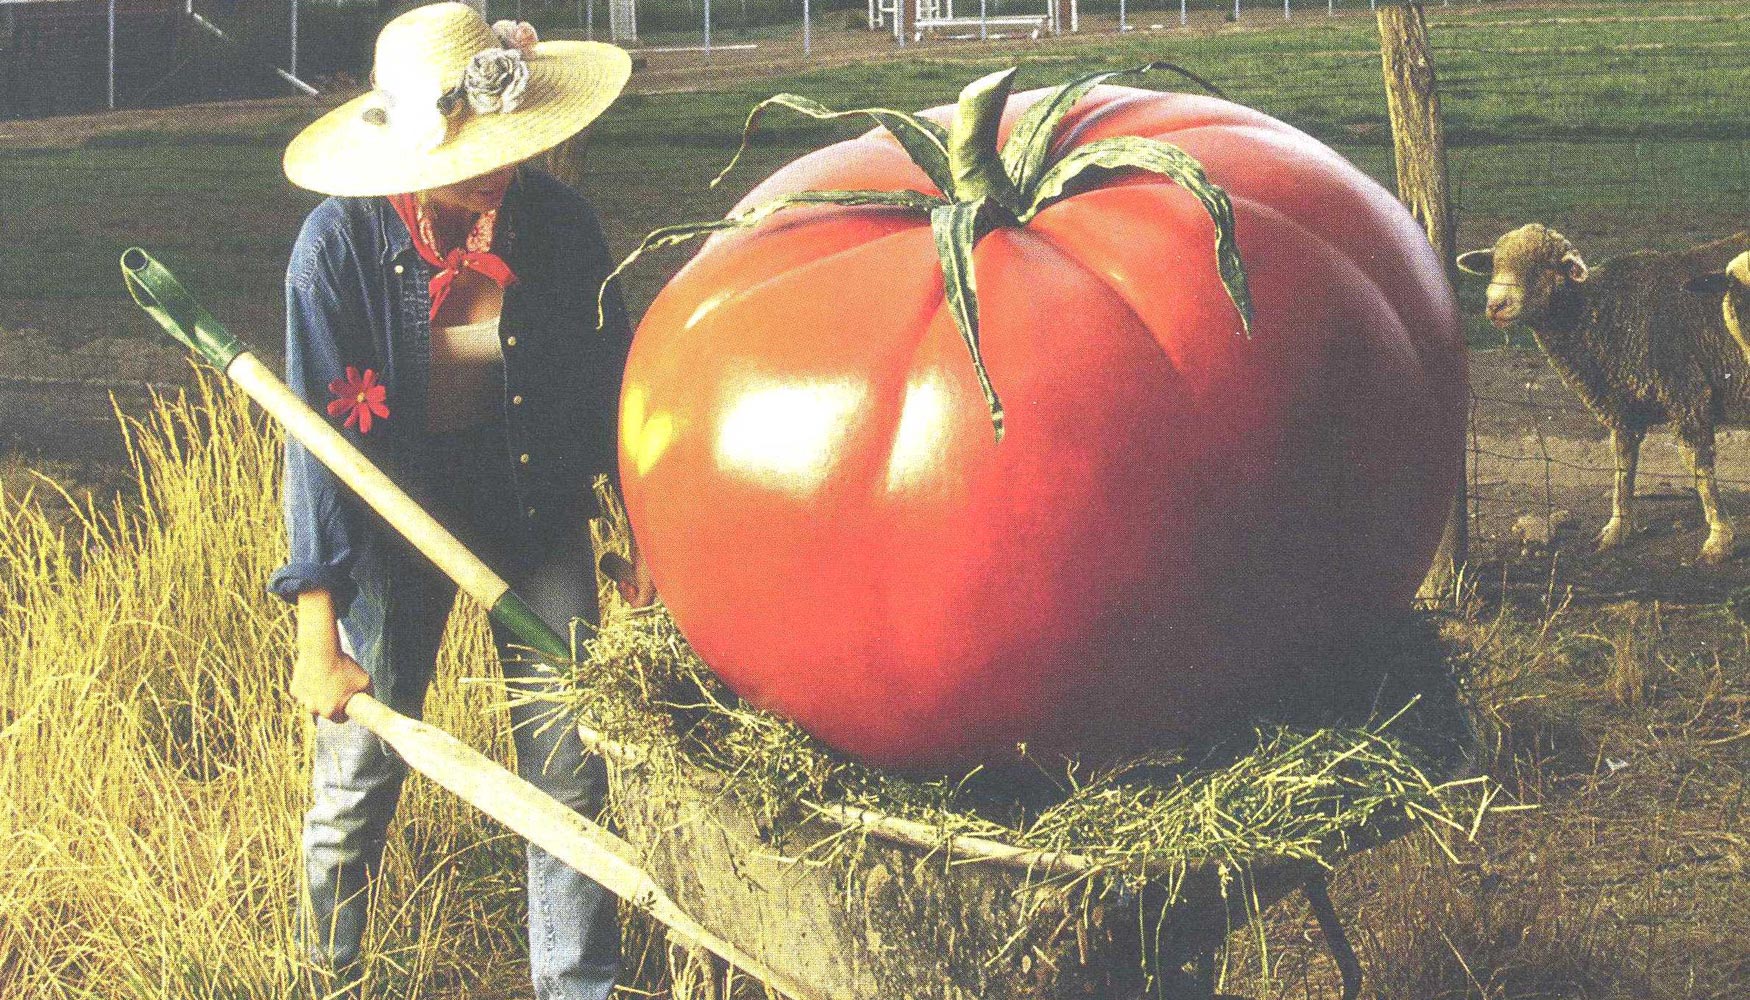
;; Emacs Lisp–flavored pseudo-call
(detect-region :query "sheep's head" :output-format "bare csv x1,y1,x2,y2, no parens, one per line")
1682,250,1750,358
1456,223,1589,330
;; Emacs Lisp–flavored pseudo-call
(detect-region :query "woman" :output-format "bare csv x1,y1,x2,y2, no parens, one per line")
269,5,650,997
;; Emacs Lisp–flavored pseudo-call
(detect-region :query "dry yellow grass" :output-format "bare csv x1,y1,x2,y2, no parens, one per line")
0,372,554,998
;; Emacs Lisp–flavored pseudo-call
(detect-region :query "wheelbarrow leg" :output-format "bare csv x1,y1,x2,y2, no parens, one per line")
1157,950,1220,1000
1158,873,1362,1000
1303,872,1362,1000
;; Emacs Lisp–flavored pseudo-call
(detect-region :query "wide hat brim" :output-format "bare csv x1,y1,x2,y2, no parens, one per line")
284,40,631,197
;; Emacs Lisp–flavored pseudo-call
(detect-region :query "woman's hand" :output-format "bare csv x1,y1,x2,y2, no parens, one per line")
599,549,658,608
292,589,373,722
623,549,658,608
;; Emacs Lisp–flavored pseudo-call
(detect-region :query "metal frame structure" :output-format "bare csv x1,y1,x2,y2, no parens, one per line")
185,0,316,96
0,0,191,114
871,0,1076,43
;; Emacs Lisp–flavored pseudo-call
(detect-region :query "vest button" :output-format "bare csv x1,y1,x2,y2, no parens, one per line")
525,506,538,519
505,335,518,348
511,394,524,406
393,264,405,275
519,453,530,465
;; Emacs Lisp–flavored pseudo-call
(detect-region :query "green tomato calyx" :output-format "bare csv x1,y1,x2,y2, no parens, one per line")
605,64,1254,443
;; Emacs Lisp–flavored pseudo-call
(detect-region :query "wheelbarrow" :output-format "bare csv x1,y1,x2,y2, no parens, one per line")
124,247,1466,1000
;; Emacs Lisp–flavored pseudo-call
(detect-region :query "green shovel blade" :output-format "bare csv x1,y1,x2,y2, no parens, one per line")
121,247,248,371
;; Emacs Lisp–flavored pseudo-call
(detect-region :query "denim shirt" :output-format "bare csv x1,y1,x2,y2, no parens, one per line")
267,167,632,613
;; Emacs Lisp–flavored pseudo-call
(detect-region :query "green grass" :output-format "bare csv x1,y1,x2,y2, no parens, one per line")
2,140,302,293
604,2,1748,143
2,0,1745,358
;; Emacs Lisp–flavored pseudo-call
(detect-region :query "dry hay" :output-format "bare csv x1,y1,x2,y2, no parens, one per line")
529,497,1507,938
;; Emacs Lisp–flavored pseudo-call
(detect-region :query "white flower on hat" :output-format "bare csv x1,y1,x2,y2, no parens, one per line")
491,19,540,51
464,47,532,115
366,87,451,153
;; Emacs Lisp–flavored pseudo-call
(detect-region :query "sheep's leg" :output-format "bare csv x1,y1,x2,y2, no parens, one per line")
1680,425,1735,565
1597,426,1642,552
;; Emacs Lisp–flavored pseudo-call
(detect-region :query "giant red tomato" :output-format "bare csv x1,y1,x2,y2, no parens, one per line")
616,71,1465,770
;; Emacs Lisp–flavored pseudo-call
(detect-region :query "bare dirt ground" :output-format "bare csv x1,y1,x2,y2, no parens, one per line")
0,96,315,150
1465,348,1750,606
10,342,1750,609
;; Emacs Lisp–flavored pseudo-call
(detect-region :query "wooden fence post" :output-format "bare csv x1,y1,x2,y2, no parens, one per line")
1378,1,1467,603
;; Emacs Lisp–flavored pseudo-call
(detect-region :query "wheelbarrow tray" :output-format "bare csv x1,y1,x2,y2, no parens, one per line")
578,603,1472,1000
607,758,1370,1000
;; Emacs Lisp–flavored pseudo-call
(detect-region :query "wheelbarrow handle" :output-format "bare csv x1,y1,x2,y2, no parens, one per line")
119,248,570,664
342,691,816,1000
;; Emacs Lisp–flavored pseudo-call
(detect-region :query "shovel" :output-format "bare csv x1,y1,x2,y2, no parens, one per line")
120,247,808,998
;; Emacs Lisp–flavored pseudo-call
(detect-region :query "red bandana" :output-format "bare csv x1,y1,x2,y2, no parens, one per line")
387,194,518,322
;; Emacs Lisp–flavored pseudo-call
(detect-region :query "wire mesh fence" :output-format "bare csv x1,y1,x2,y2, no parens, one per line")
7,0,1738,115
4,0,1748,569
1462,362,1750,552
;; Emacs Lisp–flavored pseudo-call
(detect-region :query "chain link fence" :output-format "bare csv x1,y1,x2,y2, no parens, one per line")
5,0,1747,572
4,0,1706,117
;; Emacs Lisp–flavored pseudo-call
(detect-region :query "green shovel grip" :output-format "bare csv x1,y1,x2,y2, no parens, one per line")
121,248,248,371
492,592,576,666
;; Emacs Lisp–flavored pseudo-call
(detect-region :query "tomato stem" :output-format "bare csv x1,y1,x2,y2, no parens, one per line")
946,68,1023,221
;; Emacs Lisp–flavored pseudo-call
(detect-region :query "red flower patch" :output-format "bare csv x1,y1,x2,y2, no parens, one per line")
327,366,389,434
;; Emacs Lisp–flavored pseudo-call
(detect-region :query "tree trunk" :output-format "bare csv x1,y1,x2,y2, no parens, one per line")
1377,2,1467,603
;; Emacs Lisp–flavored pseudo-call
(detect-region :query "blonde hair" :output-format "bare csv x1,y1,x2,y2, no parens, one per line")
413,162,527,206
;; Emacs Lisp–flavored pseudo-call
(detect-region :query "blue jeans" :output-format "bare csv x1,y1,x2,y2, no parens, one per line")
298,425,617,999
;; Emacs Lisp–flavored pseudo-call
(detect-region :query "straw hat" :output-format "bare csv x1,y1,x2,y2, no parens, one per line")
284,2,630,197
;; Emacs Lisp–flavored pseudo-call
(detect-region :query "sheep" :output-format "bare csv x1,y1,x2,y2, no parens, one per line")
1457,224,1750,566
1683,251,1750,367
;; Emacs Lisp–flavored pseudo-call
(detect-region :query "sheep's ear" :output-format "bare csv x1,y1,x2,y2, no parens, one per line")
1455,249,1494,276
1562,251,1589,283
1684,271,1732,297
